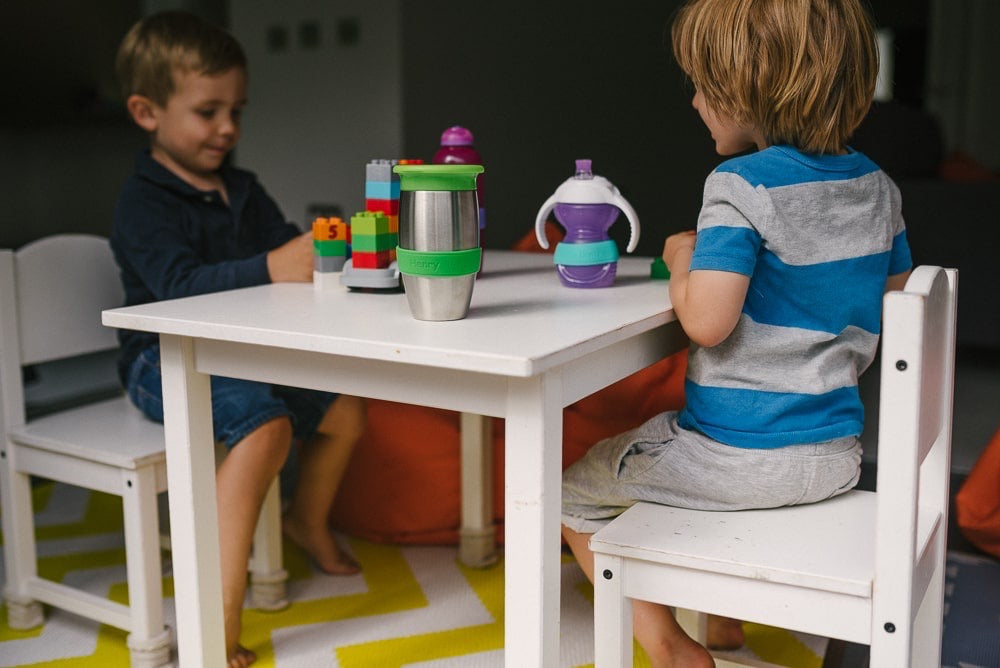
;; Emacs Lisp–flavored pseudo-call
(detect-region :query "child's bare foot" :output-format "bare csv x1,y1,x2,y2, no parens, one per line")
646,634,715,668
706,615,744,650
282,515,360,575
227,643,256,668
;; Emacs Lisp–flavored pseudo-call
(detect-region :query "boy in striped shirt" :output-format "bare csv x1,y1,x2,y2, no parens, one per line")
561,1,912,664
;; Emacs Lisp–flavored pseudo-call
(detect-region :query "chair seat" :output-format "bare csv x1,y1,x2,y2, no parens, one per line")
591,493,877,598
9,395,166,470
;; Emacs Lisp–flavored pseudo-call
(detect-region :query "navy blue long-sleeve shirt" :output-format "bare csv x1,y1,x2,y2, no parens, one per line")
110,149,300,383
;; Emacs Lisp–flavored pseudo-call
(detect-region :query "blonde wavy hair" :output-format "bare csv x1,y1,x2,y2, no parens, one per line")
671,0,878,154
116,11,246,107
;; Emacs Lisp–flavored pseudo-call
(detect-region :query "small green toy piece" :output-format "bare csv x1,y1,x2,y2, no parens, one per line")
650,257,671,280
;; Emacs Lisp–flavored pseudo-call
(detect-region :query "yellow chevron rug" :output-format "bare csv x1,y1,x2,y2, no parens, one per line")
0,482,828,667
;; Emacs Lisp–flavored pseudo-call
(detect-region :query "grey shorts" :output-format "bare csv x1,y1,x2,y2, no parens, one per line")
561,411,862,534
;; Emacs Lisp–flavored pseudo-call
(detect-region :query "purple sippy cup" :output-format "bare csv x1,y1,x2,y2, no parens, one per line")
534,159,640,288
433,126,486,231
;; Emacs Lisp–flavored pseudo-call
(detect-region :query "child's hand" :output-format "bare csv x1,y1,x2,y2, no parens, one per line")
663,230,696,273
267,232,313,282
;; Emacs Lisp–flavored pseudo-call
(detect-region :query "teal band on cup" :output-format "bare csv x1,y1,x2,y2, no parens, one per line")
553,240,620,266
393,164,484,191
396,247,482,277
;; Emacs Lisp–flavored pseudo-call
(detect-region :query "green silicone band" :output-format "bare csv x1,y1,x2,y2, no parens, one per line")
393,164,484,191
396,247,482,277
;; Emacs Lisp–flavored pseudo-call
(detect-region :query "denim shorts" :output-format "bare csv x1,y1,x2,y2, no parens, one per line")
126,345,338,494
562,410,862,534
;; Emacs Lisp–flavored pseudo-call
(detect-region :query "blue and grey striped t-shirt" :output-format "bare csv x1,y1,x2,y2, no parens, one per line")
677,145,912,449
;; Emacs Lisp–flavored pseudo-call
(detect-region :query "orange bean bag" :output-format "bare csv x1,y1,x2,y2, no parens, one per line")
955,427,1000,558
328,352,687,544
328,226,687,543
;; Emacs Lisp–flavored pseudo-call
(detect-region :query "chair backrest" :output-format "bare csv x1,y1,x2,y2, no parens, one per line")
873,266,956,657
0,234,124,429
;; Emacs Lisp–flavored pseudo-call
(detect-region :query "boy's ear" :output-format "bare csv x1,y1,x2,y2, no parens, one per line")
126,94,159,132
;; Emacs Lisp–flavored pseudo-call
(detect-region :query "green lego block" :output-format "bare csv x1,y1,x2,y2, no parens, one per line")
313,239,347,256
351,211,391,236
350,233,397,252
650,257,671,279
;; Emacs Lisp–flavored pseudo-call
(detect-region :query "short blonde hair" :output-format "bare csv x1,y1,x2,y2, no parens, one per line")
671,0,878,154
116,10,246,106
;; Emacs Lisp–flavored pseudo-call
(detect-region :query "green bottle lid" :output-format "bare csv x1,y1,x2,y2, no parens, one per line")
393,164,484,191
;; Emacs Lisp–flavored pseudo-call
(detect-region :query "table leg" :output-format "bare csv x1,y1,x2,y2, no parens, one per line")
159,335,227,666
459,413,497,567
503,373,563,667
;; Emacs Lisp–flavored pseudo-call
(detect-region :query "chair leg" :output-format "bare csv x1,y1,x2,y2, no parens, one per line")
0,461,44,629
909,552,946,668
459,413,497,568
249,477,288,611
3,591,43,630
593,553,633,668
121,466,172,667
870,603,916,668
127,636,173,668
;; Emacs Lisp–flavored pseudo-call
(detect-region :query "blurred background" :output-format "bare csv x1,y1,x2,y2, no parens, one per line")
2,0,995,251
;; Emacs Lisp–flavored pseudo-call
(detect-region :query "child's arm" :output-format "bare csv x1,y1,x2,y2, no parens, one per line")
885,270,911,293
266,232,313,282
112,180,309,300
664,230,750,348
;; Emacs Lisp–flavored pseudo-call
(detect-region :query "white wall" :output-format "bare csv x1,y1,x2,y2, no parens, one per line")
230,1,403,228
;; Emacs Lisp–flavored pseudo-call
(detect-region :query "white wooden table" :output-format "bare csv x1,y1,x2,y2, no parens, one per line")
103,250,684,667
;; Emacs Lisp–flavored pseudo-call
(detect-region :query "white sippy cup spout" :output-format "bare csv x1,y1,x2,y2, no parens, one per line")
534,194,559,250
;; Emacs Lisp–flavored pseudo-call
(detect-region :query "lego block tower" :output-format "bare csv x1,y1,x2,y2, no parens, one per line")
363,158,401,246
339,158,413,289
353,159,400,269
312,216,348,289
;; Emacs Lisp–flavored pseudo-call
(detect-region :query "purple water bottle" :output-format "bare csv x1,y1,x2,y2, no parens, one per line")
534,159,640,288
433,126,486,233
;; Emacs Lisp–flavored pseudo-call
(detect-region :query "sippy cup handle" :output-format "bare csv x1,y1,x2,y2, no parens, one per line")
612,192,640,253
534,194,559,250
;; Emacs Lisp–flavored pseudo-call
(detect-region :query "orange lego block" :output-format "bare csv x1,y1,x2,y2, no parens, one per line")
312,216,347,241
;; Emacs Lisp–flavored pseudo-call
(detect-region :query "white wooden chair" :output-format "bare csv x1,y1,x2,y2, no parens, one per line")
0,234,288,667
590,265,957,667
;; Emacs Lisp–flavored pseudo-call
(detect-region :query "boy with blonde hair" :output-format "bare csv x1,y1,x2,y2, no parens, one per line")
113,11,365,666
561,0,912,664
